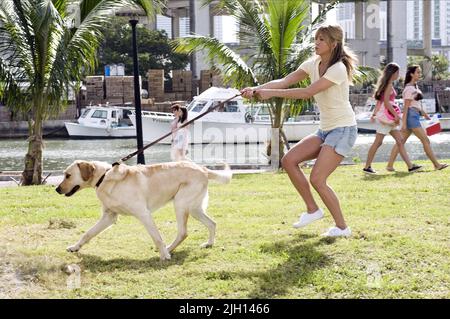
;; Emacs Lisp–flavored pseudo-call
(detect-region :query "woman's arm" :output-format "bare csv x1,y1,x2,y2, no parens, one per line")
372,100,382,116
241,68,309,98
370,100,382,122
253,77,335,100
420,109,431,120
402,99,411,129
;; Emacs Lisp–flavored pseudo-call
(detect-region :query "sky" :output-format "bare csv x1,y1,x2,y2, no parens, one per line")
220,3,337,43
156,3,338,43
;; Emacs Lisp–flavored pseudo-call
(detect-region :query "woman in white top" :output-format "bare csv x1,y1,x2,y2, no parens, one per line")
241,24,357,237
170,104,190,161
386,65,447,171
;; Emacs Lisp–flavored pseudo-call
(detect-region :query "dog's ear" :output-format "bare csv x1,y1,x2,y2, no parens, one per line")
77,162,95,181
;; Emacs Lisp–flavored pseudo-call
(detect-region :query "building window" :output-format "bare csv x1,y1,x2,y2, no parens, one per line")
213,16,238,44
156,15,172,39
179,17,190,38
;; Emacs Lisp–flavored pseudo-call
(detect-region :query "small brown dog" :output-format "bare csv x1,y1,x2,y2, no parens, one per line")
56,160,232,260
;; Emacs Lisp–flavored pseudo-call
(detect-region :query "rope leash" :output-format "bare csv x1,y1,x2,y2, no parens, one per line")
112,93,242,166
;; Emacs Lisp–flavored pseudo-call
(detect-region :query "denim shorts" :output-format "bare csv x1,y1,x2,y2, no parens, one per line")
313,125,358,157
406,108,421,129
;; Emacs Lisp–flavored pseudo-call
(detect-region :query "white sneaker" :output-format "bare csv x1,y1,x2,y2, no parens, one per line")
321,226,352,237
293,208,324,228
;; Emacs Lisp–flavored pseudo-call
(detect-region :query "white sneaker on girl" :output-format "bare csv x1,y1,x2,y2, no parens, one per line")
293,208,324,228
321,226,352,237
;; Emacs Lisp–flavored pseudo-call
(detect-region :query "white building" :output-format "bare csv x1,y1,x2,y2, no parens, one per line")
336,2,355,39
335,0,450,74
337,0,450,45
406,0,449,45
156,14,172,38
213,16,238,44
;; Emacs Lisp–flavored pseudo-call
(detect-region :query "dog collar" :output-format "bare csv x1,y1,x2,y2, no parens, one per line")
95,174,106,188
95,168,111,188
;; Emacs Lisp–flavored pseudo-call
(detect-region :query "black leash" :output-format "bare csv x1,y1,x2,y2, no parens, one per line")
112,93,242,166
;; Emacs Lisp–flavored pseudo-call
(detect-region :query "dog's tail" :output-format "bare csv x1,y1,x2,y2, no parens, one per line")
206,163,232,184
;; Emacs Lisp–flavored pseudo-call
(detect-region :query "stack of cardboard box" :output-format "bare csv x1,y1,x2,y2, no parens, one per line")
172,70,192,101
105,76,139,104
86,76,104,104
200,70,223,93
147,69,165,102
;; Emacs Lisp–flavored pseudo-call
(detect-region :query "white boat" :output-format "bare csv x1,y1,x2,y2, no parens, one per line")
129,87,320,144
65,104,136,138
251,103,321,141
355,112,377,133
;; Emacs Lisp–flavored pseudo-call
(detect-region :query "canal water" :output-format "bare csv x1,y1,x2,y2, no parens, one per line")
1,133,450,171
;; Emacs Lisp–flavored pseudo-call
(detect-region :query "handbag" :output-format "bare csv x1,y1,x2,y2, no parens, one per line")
376,101,401,125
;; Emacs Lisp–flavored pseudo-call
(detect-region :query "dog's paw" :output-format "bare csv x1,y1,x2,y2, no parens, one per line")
160,252,171,261
66,245,80,253
200,242,214,249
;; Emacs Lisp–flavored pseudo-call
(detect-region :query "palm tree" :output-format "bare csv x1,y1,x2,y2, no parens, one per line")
173,0,377,167
0,0,163,185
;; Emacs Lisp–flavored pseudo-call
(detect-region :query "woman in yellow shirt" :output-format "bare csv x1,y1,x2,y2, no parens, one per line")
241,25,357,237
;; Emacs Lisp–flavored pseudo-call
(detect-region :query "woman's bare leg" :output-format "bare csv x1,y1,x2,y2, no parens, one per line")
387,129,412,169
281,135,322,213
411,127,443,168
389,130,413,169
309,146,347,229
173,149,185,161
364,133,385,169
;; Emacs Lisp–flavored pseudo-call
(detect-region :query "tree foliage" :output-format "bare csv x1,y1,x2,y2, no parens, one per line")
408,54,450,80
0,0,163,185
95,18,189,78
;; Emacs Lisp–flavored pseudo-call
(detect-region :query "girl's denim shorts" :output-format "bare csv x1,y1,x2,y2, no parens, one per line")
313,125,358,157
406,108,421,129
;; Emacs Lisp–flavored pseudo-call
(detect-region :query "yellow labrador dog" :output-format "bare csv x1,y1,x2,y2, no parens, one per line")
55,160,232,260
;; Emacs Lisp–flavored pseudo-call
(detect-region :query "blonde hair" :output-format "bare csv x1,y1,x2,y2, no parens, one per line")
315,24,358,81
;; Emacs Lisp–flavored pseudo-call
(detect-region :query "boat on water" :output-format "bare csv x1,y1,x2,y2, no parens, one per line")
65,104,136,138
128,87,320,144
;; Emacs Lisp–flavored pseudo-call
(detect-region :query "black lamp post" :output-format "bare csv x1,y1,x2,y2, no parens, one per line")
129,18,145,165
386,0,391,64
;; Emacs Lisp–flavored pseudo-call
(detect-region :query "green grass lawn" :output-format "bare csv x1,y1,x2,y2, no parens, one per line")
0,160,449,299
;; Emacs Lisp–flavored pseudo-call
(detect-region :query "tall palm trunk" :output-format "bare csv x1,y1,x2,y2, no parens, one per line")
22,100,44,185
189,0,196,80
269,98,285,168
